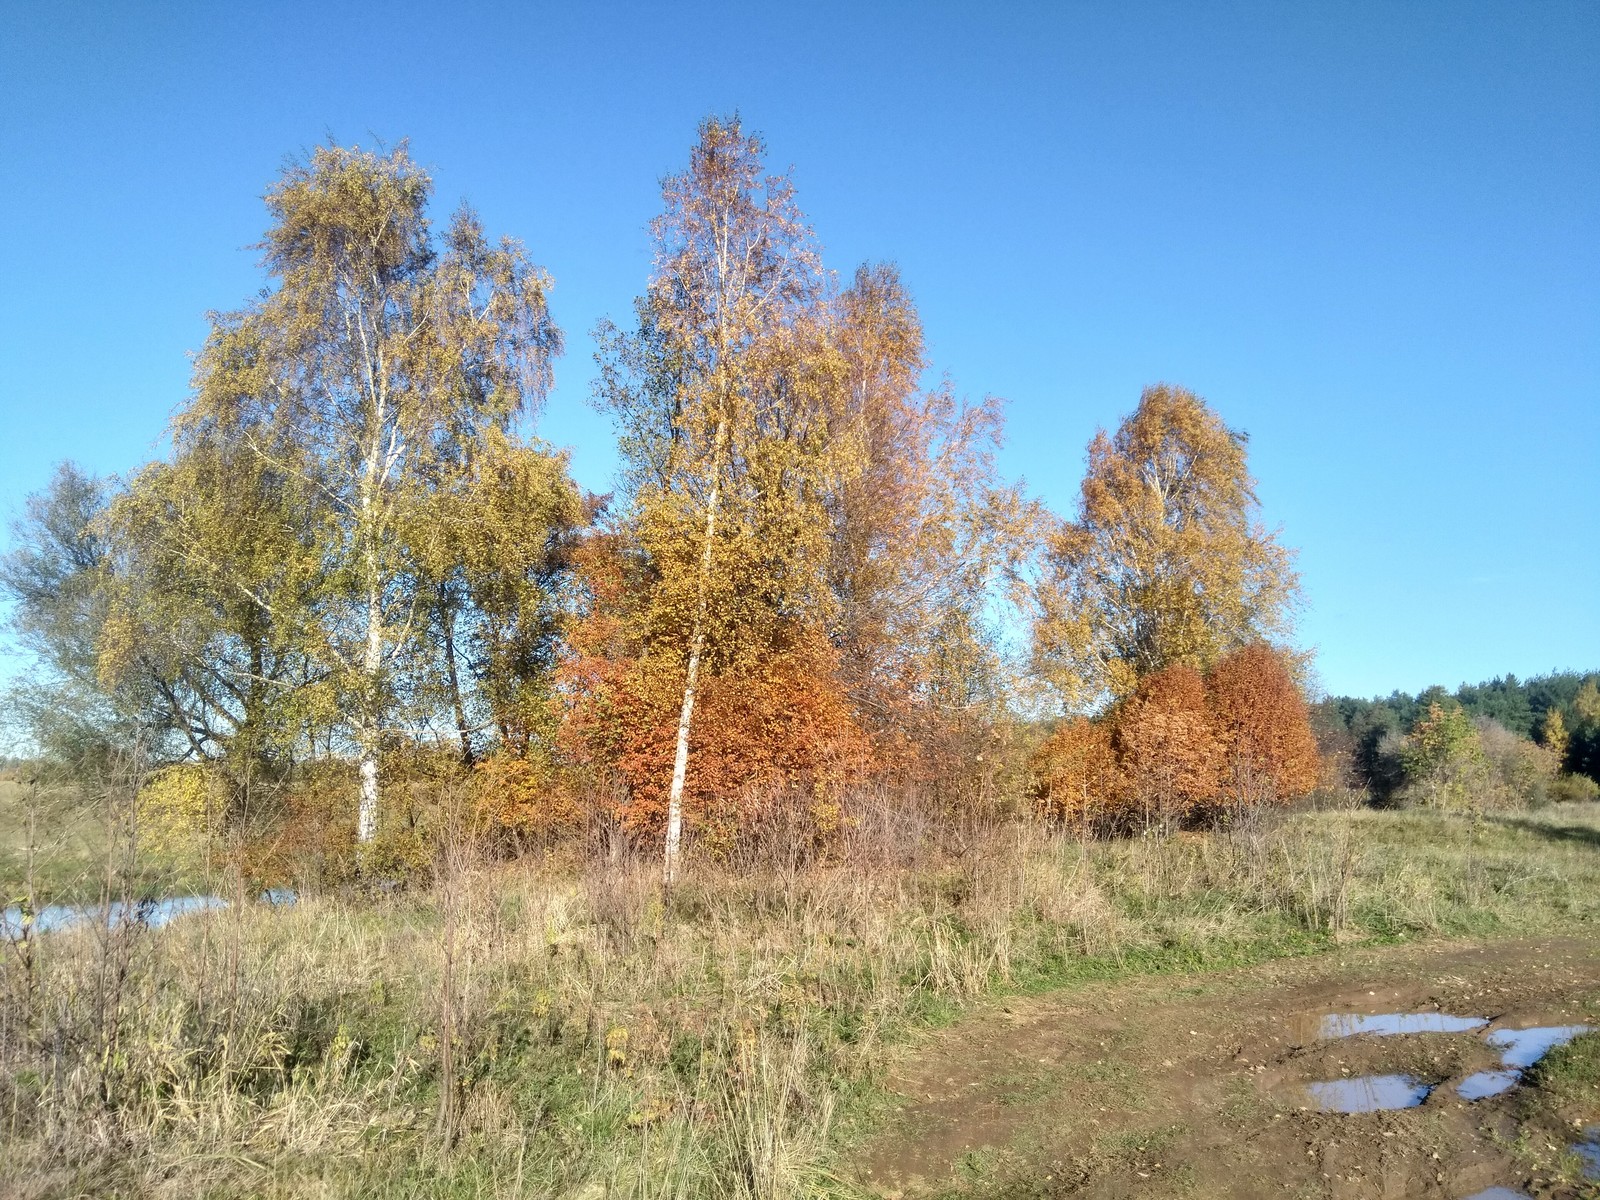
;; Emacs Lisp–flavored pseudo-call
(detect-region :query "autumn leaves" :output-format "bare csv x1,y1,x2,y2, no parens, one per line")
1030,386,1315,831
1035,647,1320,833
577,118,1024,880
4,119,1317,884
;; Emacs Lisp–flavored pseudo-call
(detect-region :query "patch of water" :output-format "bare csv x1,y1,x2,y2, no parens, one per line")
1434,1025,1593,1103
1322,1013,1487,1038
1460,1189,1531,1200
1305,1073,1431,1113
1573,1127,1600,1182
1485,1025,1592,1070
1,890,295,937
1455,1069,1521,1100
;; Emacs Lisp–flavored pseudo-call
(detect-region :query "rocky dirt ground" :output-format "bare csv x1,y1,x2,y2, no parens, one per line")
850,937,1600,1199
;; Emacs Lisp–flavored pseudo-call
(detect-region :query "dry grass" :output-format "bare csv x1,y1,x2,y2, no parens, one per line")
2,800,1597,1198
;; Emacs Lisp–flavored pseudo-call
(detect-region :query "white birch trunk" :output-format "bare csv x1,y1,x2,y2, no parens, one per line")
663,419,727,888
356,399,385,845
357,568,383,843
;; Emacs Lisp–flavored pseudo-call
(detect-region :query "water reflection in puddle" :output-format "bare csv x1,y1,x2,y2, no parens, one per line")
1305,1074,1431,1113
1573,1127,1600,1181
1322,1013,1487,1038
1451,1025,1594,1102
1461,1189,1531,1200
1455,1069,1520,1100
1485,1025,1592,1069
1302,1016,1594,1105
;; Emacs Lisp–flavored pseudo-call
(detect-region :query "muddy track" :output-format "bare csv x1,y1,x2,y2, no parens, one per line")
850,936,1600,1199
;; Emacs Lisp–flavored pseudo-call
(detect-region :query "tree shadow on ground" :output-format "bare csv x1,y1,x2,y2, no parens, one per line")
1488,814,1600,851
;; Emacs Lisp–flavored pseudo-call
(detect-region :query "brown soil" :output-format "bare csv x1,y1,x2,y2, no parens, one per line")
850,937,1600,1199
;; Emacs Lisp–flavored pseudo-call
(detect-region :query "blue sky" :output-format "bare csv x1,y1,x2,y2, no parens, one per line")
1,1,1595,699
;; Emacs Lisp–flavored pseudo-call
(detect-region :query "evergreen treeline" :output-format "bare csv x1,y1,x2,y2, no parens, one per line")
1316,671,1600,801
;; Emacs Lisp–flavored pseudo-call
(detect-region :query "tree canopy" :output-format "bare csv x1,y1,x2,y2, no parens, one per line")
1031,384,1301,711
27,121,1583,884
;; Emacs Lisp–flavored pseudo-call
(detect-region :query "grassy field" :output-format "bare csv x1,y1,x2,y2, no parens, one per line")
1,800,1598,1198
0,777,112,906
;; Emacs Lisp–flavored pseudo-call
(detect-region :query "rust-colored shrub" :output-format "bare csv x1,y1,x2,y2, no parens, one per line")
233,760,358,891
1109,664,1221,828
561,623,872,855
1205,643,1320,808
1033,718,1119,831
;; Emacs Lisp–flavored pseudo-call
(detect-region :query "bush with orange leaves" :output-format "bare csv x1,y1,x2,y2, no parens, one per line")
1033,645,1320,833
1033,717,1119,831
1206,644,1320,810
1112,664,1223,829
561,618,873,858
230,760,358,891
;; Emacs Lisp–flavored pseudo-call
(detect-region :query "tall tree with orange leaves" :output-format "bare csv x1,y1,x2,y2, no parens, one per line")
1032,385,1300,711
827,263,1034,779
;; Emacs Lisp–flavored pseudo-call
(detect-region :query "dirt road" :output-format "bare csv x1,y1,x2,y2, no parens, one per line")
850,937,1600,1199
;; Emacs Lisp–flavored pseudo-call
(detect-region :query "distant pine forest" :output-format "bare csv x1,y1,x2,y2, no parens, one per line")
1316,670,1600,805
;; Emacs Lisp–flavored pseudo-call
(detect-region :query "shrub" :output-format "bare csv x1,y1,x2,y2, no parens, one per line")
1110,664,1221,829
236,759,358,891
1478,719,1559,808
1550,773,1600,804
1397,702,1495,812
571,629,873,856
1033,644,1322,833
471,752,584,850
137,764,225,869
1206,644,1320,809
1033,718,1119,831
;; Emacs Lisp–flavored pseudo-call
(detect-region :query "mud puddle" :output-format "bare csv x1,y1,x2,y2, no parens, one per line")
1295,1017,1593,1112
1319,1012,1487,1038
1304,1073,1431,1112
853,936,1600,1199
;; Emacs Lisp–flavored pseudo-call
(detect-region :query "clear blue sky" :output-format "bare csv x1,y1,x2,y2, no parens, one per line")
2,1,1595,699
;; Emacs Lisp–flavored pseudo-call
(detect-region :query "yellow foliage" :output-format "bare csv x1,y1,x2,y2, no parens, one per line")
137,765,224,865
1034,385,1300,709
605,1025,629,1069
1033,718,1119,829
470,753,584,843
1541,707,1570,766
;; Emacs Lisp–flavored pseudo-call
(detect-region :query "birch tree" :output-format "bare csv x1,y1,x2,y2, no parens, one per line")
593,116,847,884
829,263,1032,727
179,142,562,843
1032,384,1300,710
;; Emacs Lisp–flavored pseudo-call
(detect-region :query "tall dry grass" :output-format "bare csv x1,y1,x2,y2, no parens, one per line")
3,795,1598,1198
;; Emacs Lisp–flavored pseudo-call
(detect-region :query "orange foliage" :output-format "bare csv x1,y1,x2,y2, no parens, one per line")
1033,718,1119,829
1111,664,1222,825
470,753,584,845
561,611,872,852
1033,645,1321,832
1205,644,1319,806
231,761,358,890
632,641,868,844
